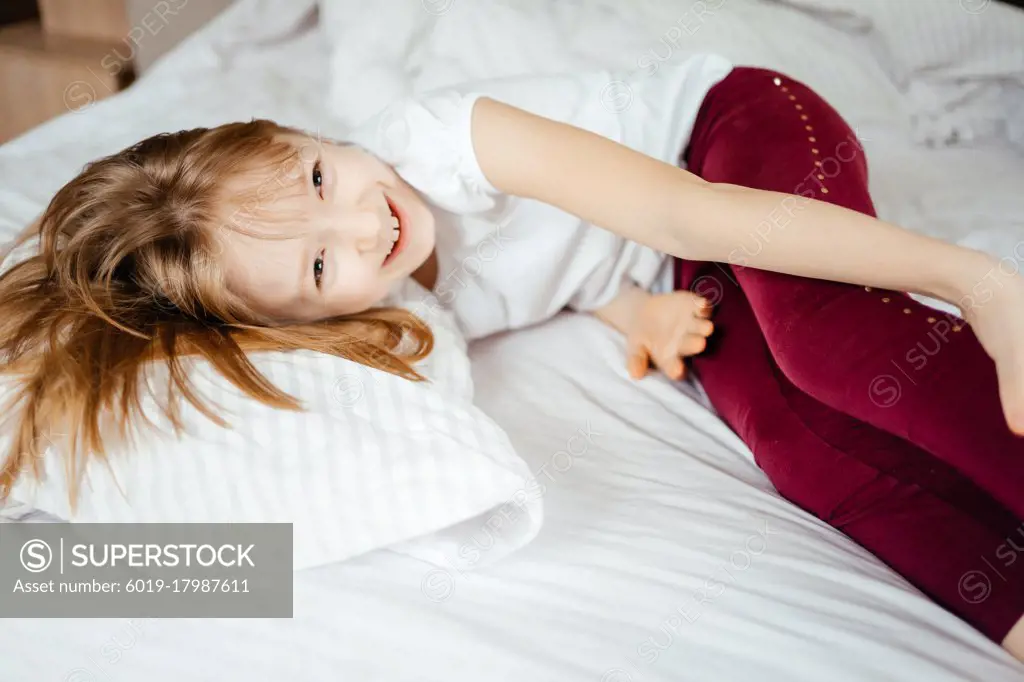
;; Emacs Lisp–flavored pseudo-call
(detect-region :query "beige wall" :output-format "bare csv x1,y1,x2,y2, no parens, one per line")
126,0,235,73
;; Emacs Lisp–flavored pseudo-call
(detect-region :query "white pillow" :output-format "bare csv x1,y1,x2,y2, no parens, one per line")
0,262,543,571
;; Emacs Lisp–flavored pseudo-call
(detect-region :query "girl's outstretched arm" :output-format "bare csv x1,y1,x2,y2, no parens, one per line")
471,97,993,302
470,97,1024,433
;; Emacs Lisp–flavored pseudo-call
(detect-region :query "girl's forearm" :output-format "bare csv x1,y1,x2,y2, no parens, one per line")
469,98,996,309
681,183,997,308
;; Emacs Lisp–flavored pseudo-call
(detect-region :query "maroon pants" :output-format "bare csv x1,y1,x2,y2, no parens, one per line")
674,66,1024,643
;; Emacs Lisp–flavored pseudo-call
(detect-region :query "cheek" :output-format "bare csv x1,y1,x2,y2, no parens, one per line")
410,207,436,255
334,264,391,312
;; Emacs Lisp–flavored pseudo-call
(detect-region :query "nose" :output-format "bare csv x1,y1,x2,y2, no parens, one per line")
334,210,381,252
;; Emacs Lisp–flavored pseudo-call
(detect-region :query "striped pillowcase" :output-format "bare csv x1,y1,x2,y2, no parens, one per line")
2,270,543,571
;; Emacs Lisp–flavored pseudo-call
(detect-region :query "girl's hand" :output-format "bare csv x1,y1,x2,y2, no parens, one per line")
627,291,715,381
961,275,1024,435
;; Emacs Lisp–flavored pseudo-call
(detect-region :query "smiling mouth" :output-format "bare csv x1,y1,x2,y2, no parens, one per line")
382,196,405,267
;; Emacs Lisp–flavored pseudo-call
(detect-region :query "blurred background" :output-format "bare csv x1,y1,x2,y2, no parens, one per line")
1,0,1022,145
0,0,233,142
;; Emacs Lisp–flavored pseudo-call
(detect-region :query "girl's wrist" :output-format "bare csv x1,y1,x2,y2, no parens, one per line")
620,284,652,335
932,247,1001,313
593,280,651,336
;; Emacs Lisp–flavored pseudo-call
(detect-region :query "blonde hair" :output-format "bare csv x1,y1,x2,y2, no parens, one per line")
0,120,433,507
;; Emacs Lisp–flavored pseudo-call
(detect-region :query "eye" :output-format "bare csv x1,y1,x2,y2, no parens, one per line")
312,160,323,198
313,249,325,290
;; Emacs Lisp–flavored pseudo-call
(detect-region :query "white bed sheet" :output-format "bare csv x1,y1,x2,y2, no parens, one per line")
3,2,1024,680
5,313,1024,682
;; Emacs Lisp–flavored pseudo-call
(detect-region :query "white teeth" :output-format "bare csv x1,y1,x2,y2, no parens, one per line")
383,209,401,262
384,227,400,258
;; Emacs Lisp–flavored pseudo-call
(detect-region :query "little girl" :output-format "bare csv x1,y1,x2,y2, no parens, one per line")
3,53,1024,659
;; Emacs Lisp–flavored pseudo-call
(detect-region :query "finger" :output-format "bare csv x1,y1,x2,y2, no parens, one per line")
694,296,713,318
627,339,651,380
678,334,708,357
656,355,685,381
691,318,715,338
652,345,685,381
629,352,650,380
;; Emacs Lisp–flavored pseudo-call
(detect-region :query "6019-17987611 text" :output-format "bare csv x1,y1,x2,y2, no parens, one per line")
12,578,251,593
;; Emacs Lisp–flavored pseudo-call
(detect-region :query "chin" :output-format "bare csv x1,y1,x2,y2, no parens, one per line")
405,238,434,272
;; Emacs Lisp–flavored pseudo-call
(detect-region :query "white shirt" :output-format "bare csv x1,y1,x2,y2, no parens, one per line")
349,53,734,341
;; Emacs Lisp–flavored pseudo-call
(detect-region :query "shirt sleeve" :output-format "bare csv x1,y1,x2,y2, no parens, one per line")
345,67,632,215
347,90,499,214
347,53,733,215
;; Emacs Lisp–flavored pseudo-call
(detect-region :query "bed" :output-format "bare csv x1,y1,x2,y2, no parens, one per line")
3,1,1024,680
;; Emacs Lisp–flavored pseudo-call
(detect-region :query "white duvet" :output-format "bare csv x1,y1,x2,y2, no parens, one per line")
769,0,1024,150
3,0,1024,680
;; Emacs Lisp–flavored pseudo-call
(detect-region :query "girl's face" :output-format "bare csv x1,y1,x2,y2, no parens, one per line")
216,137,435,323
